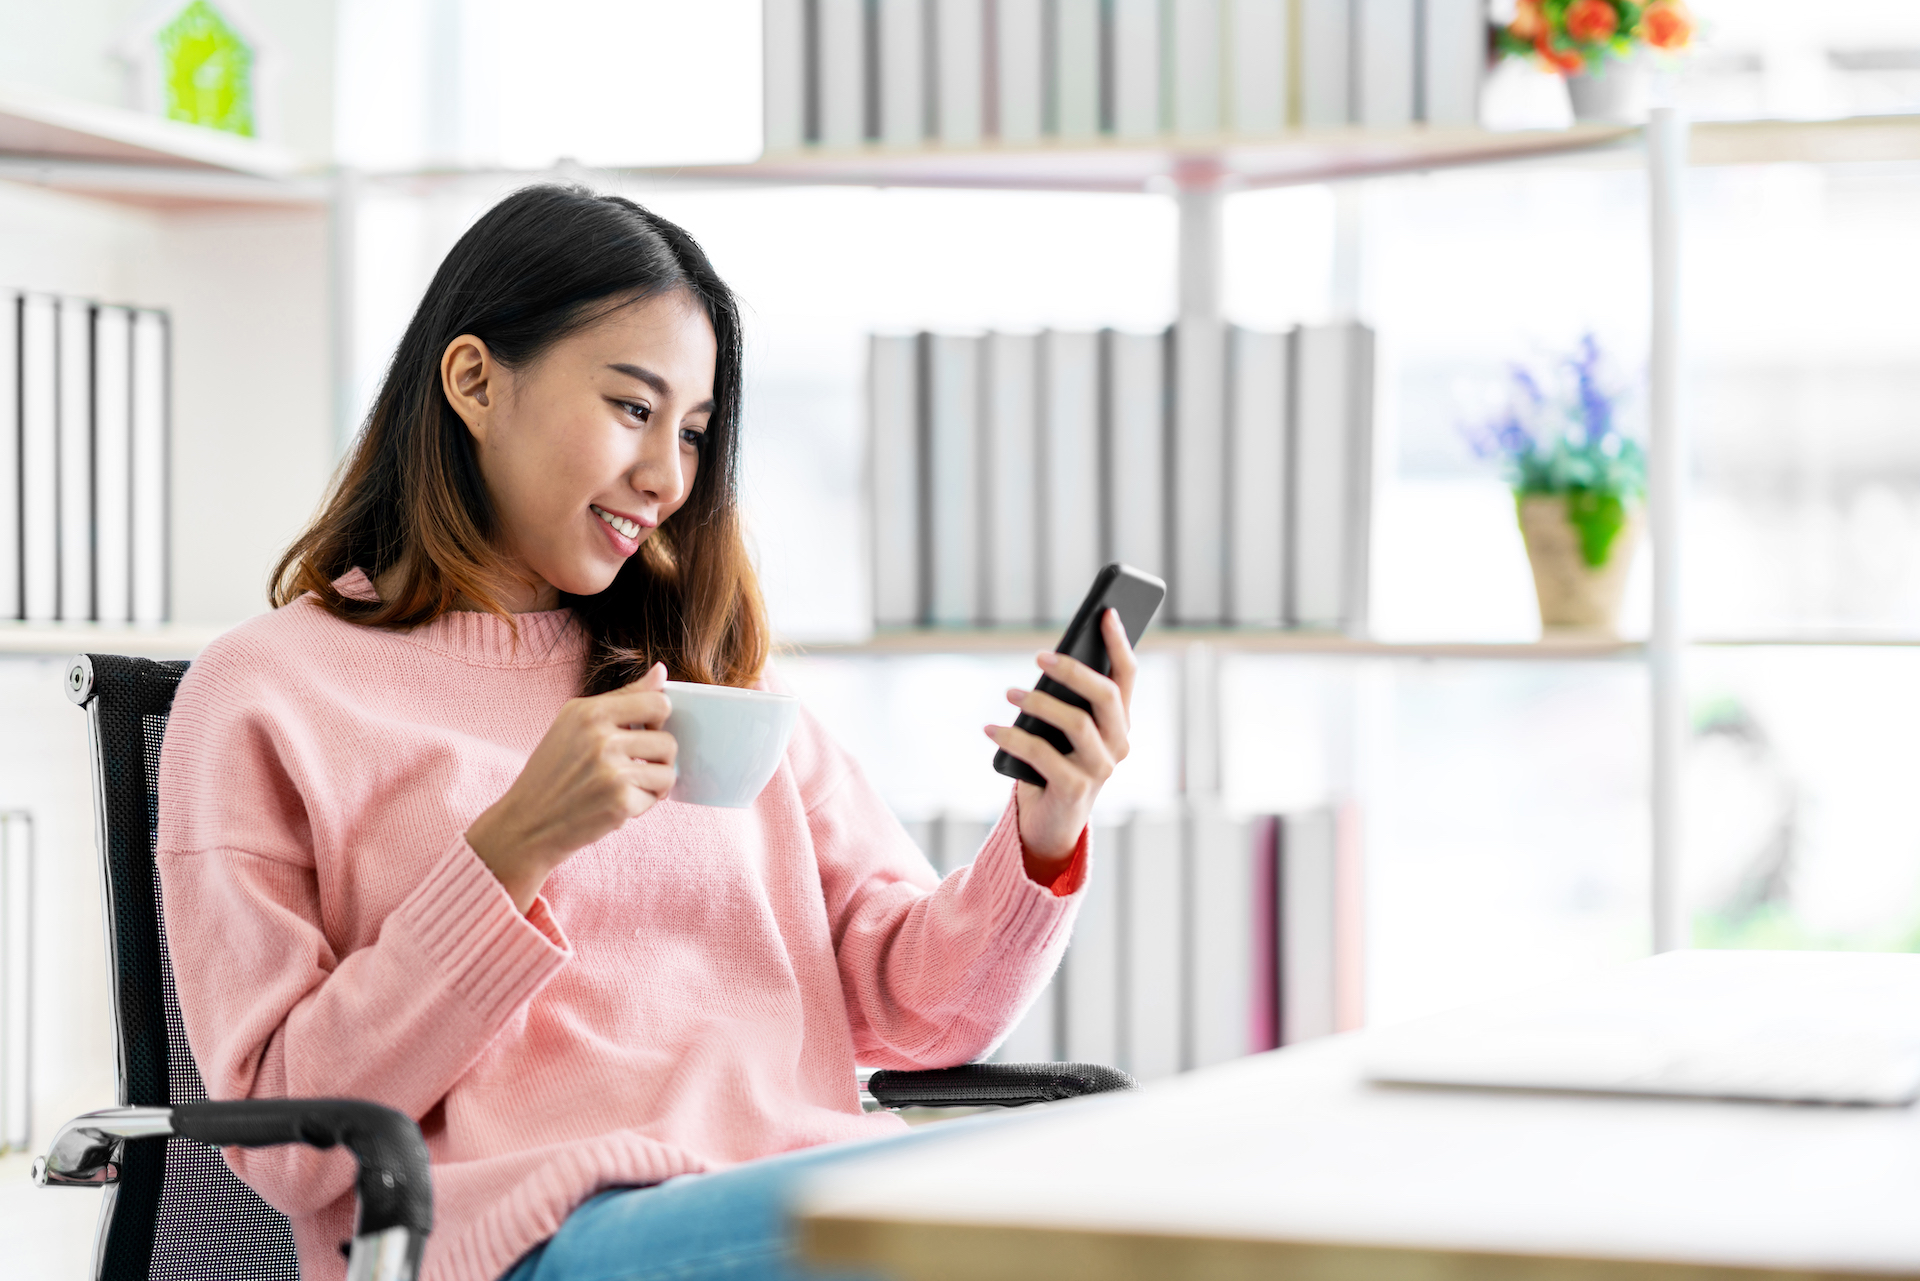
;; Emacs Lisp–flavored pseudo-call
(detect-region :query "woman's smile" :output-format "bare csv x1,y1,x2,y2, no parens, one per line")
590,502,650,555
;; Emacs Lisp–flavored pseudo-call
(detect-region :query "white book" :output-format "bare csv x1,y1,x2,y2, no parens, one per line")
868,334,922,627
981,332,1039,626
0,813,28,1152
1172,318,1226,624
926,333,980,626
995,0,1043,143
19,295,57,623
1227,325,1290,626
1228,0,1288,133
1110,0,1161,138
763,0,807,151
935,0,985,145
1061,820,1123,1065
57,297,93,621
93,307,134,625
1421,0,1486,125
1170,0,1223,137
0,295,18,619
1279,806,1338,1044
1051,0,1101,138
1358,0,1416,128
131,309,168,624
1299,0,1352,125
1038,330,1101,622
1187,807,1257,1069
1288,322,1373,632
1102,329,1166,581
819,0,867,147
879,0,927,146
1121,811,1183,1080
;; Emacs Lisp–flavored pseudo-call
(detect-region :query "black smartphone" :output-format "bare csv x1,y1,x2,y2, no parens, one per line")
993,563,1167,787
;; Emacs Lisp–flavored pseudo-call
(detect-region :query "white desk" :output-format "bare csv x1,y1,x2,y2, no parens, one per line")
799,958,1920,1281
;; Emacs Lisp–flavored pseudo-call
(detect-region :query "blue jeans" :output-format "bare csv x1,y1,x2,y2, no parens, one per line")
498,1113,1006,1281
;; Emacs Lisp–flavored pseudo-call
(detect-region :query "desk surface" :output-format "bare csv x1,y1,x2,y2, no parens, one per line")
799,962,1920,1281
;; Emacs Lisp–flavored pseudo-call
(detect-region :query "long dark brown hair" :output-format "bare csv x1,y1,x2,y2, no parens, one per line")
272,184,767,693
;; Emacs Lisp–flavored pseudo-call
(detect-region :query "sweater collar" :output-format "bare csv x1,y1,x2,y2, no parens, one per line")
333,568,585,669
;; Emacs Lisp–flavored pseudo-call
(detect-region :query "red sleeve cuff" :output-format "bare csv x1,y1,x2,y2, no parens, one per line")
1025,825,1090,897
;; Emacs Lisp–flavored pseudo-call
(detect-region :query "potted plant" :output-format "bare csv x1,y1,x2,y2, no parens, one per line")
1465,335,1646,636
1495,0,1695,123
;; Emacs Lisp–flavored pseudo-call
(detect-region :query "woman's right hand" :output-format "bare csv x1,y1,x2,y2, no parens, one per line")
466,662,676,912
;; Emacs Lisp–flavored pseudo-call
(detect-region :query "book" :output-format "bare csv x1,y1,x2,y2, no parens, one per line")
93,307,134,625
1060,820,1123,1065
18,294,56,623
57,297,93,620
1299,0,1353,125
1278,806,1338,1044
868,334,922,627
1120,810,1183,1080
763,0,807,151
1228,0,1289,133
1038,330,1101,623
981,332,1039,626
0,295,17,620
1248,814,1282,1051
935,0,985,145
1226,325,1291,626
1288,321,1373,632
995,0,1043,143
1172,316,1226,624
1169,0,1223,137
1051,0,1101,138
1420,0,1486,125
1187,805,1257,1069
819,0,867,147
130,309,167,624
1358,0,1416,127
879,0,928,146
925,333,981,625
1101,329,1167,581
1109,0,1161,138
0,812,28,1153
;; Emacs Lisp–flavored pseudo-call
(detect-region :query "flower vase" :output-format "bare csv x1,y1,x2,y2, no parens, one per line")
1517,494,1642,635
1565,57,1649,124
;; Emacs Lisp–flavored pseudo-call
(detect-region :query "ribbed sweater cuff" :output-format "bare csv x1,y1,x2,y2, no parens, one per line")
396,835,572,1026
967,793,1084,950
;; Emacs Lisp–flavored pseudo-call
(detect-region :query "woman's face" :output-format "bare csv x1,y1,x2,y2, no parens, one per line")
443,290,717,611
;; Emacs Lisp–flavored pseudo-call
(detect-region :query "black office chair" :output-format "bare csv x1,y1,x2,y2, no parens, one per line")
37,654,1132,1281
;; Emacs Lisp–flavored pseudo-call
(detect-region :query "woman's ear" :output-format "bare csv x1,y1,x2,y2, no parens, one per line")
441,335,496,442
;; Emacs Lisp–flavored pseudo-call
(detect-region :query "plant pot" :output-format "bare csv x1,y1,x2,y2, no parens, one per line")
1565,57,1649,124
1517,493,1642,635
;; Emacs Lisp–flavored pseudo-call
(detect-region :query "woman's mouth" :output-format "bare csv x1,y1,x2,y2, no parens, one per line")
591,504,650,555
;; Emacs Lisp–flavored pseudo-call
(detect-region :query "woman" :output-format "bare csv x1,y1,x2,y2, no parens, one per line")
156,185,1138,1281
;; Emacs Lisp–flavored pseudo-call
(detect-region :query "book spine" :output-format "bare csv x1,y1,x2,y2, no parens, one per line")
1120,810,1183,1080
1278,806,1338,1044
0,294,17,620
1101,329,1167,580
981,333,1040,626
764,0,808,150
1109,0,1160,138
926,333,981,625
1170,0,1224,138
1288,321,1372,631
1299,0,1352,125
995,0,1044,143
1052,0,1101,138
1060,820,1123,1065
1038,330,1101,622
1173,309,1227,624
1186,806,1256,1069
18,295,56,624
130,309,168,624
1227,0,1288,133
879,0,929,145
1344,322,1375,636
92,307,133,626
819,0,868,147
869,334,923,627
935,0,986,145
1419,0,1485,126
57,298,93,621
1357,0,1416,128
1226,325,1289,626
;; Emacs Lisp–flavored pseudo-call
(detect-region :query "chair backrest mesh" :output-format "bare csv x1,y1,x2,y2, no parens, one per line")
85,657,299,1280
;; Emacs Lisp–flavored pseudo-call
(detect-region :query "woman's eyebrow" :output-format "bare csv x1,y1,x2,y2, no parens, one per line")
605,362,716,414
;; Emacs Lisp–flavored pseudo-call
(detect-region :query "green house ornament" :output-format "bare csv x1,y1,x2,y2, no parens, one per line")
158,0,254,135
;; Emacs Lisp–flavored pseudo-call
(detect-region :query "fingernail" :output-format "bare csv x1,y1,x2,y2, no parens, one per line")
1006,687,1026,703
983,725,999,737
1037,652,1058,668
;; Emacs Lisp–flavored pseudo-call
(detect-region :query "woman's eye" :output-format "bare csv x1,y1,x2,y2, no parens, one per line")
619,401,651,424
680,427,707,448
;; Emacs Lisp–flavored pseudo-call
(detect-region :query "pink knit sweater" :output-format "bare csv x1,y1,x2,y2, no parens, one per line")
155,574,1084,1281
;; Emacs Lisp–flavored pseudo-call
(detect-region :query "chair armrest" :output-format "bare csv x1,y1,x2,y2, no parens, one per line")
867,1062,1137,1109
34,1100,431,1281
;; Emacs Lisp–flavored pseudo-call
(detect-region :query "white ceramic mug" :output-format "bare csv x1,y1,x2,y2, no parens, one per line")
661,680,800,809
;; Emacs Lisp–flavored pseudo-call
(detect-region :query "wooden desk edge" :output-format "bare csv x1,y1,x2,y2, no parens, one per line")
800,1214,1911,1281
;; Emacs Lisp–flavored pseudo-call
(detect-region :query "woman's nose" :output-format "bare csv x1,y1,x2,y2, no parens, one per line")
630,423,686,506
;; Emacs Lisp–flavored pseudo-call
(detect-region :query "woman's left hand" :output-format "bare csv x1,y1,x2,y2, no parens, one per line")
984,608,1137,876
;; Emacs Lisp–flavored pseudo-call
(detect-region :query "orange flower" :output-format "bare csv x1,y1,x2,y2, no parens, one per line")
1565,0,1619,43
1510,0,1546,40
1535,31,1586,74
1639,0,1692,50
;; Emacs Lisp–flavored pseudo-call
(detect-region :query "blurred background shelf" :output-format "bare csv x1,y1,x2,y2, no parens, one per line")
0,622,224,660
798,629,1648,660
